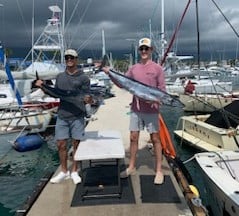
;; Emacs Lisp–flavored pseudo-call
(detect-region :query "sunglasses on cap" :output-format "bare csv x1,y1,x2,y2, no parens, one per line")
139,46,150,51
65,55,76,60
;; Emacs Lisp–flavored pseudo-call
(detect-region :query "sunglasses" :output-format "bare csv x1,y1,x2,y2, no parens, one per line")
139,46,150,51
65,55,76,60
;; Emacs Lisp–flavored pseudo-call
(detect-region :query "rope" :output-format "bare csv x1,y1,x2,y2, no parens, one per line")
191,197,209,215
183,155,196,164
210,0,239,38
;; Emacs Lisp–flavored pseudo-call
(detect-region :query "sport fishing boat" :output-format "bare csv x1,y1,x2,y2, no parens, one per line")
195,151,239,216
174,101,239,151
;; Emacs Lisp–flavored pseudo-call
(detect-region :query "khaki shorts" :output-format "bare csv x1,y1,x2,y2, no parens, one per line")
129,112,159,133
55,117,85,141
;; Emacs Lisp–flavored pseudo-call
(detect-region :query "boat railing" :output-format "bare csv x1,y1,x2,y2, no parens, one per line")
0,105,56,134
210,151,237,180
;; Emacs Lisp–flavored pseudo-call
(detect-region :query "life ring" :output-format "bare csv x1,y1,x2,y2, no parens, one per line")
159,114,177,159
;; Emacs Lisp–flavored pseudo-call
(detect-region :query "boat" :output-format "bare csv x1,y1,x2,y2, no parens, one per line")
179,92,239,113
0,84,60,110
0,39,58,137
195,150,239,216
174,100,239,151
166,75,232,96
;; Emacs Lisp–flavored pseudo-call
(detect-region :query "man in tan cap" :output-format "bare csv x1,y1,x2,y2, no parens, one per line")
35,48,90,184
102,38,165,184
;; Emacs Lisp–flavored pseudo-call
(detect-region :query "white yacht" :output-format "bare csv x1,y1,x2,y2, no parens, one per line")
195,151,239,216
174,101,239,151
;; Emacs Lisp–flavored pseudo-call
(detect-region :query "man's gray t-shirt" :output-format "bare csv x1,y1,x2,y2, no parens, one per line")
55,69,90,120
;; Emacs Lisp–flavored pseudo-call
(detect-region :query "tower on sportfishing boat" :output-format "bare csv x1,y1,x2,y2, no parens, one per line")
21,4,65,67
32,5,65,64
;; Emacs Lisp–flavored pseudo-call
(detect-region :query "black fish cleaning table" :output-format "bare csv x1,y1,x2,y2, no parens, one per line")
74,130,125,199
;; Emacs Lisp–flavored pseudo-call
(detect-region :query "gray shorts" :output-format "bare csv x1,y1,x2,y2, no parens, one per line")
129,112,159,133
55,117,85,141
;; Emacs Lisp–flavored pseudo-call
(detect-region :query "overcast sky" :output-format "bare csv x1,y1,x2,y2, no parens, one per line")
0,0,238,60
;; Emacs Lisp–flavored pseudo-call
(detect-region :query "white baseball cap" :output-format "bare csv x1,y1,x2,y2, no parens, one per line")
64,49,78,57
138,38,152,48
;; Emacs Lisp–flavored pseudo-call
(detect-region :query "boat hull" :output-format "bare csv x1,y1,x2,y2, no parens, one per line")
179,93,237,113
166,80,232,95
0,108,56,134
174,115,239,151
195,151,239,216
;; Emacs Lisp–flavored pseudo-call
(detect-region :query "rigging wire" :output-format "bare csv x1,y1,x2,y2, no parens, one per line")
150,0,160,20
67,0,92,48
160,0,192,65
64,0,81,35
77,30,98,53
16,0,32,44
210,0,239,38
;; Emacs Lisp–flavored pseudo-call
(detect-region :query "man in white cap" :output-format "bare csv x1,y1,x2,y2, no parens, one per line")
35,48,91,184
102,38,165,184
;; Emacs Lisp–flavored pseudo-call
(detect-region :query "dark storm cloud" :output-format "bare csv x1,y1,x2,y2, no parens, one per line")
0,0,238,59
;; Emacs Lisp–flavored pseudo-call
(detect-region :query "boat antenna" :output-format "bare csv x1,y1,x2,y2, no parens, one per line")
195,0,200,72
31,0,35,70
160,0,192,66
62,0,66,63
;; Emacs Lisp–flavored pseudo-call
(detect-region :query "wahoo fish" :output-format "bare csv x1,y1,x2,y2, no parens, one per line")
39,84,103,111
41,84,104,100
108,69,184,107
34,71,102,100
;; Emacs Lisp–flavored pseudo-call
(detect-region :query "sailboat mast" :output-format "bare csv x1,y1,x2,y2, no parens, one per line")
149,19,152,40
102,29,106,57
61,0,66,64
196,0,200,70
161,0,165,59
31,0,35,67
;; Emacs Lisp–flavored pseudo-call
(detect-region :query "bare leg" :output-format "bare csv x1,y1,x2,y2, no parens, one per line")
151,132,164,184
128,131,140,170
57,139,68,173
71,139,80,172
150,132,163,173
